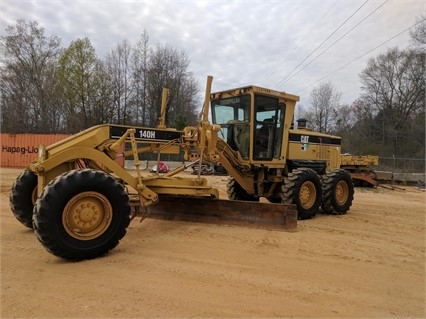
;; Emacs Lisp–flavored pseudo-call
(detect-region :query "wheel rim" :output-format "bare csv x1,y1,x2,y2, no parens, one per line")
31,187,38,206
335,180,349,205
299,181,316,209
63,191,112,240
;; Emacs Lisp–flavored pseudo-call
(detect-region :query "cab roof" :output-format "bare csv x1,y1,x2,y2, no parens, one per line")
211,85,300,102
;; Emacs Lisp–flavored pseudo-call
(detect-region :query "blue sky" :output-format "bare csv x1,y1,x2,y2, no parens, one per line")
1,0,424,107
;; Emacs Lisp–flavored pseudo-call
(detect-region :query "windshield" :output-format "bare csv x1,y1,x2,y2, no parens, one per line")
210,93,284,160
211,95,251,125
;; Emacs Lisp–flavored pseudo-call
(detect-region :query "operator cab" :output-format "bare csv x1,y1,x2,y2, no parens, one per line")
210,86,285,161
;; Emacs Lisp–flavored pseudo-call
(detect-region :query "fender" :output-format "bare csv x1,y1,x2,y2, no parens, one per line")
31,146,159,206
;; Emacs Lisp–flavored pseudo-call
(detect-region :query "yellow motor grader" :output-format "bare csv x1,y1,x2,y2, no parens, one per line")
9,76,354,261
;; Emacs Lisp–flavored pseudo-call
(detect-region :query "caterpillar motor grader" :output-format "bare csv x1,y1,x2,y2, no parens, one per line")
9,75,354,261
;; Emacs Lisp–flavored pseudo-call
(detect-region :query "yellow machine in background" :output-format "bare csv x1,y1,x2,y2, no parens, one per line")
340,154,379,187
10,76,354,261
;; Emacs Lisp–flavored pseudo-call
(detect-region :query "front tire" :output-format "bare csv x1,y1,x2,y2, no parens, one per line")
33,169,130,261
282,168,322,220
321,169,354,214
10,170,38,228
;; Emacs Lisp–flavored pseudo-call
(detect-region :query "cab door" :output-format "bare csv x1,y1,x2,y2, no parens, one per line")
253,95,284,161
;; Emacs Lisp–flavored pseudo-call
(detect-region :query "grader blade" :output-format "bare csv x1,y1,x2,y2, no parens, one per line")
145,196,297,231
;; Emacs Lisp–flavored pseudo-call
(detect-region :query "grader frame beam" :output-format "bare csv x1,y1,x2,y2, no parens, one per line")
31,124,222,203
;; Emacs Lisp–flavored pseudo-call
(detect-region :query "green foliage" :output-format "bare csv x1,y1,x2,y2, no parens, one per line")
56,37,108,131
173,113,188,130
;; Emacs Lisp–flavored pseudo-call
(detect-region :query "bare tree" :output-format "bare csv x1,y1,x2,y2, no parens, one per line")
410,13,426,49
308,81,341,133
105,40,133,124
360,47,425,156
132,30,150,126
360,47,424,131
147,44,199,128
332,103,356,135
0,19,62,133
341,98,381,155
91,61,114,124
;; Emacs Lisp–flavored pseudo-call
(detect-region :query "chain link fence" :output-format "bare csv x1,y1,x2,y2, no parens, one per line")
375,157,425,185
377,157,425,173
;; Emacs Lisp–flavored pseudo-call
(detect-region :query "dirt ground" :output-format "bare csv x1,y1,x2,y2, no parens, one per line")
1,167,425,318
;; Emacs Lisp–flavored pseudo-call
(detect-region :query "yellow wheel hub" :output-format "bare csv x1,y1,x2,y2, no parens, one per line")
63,192,112,240
335,181,349,205
299,181,316,209
31,187,38,206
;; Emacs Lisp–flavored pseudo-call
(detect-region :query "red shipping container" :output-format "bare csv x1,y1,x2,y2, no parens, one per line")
1,134,70,167
1,133,125,168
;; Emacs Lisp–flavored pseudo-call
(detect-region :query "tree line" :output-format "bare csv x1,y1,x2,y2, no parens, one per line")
1,20,199,134
1,17,425,166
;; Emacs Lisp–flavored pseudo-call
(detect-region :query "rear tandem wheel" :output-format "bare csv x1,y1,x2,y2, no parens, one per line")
33,169,130,261
281,168,322,220
321,169,354,214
